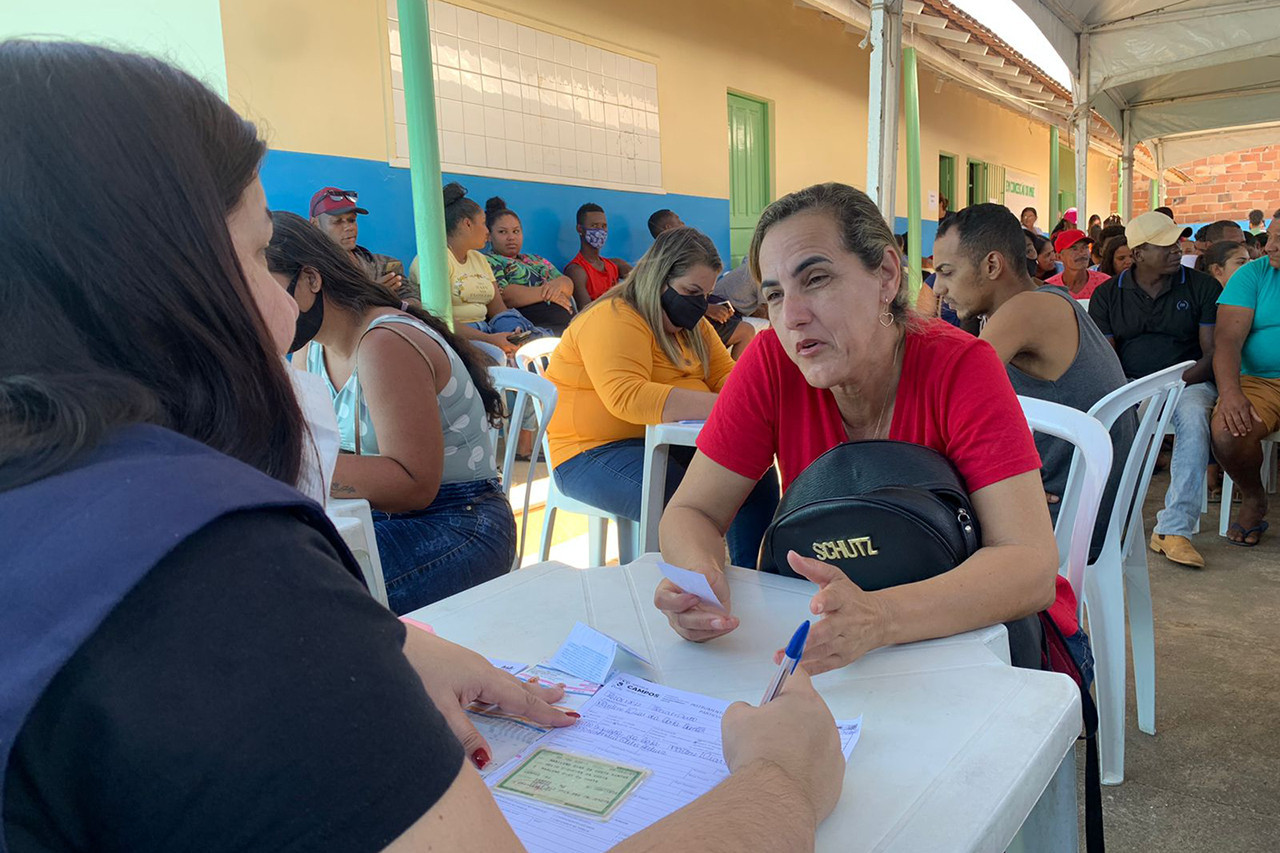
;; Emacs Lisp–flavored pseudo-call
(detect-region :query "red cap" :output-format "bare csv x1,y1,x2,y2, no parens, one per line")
1053,229,1091,253
310,187,368,217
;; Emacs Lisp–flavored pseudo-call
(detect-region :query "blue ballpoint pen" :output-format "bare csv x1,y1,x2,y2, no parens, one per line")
760,621,810,704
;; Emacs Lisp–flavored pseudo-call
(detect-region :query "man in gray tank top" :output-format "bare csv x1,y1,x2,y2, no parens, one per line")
932,205,1136,561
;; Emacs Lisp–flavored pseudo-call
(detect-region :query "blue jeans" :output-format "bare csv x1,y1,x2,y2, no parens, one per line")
467,308,549,365
372,478,516,614
1155,381,1217,537
553,439,781,568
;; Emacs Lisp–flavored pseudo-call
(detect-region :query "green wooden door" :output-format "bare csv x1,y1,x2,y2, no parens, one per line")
938,154,956,216
727,93,770,266
966,159,986,207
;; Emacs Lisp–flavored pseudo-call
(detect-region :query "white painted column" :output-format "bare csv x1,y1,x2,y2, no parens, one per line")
866,0,903,224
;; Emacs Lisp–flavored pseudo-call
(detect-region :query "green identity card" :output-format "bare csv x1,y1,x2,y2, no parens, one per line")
494,747,649,819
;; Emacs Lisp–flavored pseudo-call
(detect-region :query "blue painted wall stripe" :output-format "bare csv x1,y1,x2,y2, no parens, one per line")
259,149,732,273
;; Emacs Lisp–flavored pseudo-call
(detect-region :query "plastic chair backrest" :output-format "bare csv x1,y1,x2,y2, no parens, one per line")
1019,396,1114,611
1086,361,1192,570
487,366,558,568
515,336,560,377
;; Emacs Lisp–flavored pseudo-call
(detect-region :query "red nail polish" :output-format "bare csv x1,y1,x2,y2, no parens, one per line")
565,711,581,719
472,748,490,769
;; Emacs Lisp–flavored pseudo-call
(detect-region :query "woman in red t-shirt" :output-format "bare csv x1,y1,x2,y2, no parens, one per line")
656,183,1058,672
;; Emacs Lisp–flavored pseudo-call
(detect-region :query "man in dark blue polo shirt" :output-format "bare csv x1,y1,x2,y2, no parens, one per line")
1090,211,1223,569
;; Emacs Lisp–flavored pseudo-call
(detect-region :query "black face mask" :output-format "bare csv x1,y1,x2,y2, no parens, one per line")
287,270,325,353
1026,257,1041,279
660,287,708,330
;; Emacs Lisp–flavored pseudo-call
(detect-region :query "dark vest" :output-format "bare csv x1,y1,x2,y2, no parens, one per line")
0,425,363,849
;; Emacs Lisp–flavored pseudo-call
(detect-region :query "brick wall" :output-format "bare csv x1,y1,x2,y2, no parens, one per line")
1108,144,1280,225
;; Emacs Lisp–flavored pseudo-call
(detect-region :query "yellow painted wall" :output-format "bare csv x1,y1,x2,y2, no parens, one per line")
220,0,391,160
218,0,1120,214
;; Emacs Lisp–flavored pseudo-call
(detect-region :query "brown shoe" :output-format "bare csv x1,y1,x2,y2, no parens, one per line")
1149,533,1205,569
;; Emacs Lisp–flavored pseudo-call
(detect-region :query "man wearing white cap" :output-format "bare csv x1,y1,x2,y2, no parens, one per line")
1089,211,1224,568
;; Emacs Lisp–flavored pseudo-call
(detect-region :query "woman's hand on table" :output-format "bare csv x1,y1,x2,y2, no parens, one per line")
401,628,579,769
721,667,844,823
777,551,888,675
654,567,738,642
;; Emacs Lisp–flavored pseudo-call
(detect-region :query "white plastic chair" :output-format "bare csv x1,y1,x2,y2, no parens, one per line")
1018,397,1113,615
515,336,560,376
1218,429,1280,537
488,366,557,570
510,337,637,565
1082,360,1191,784
326,498,390,607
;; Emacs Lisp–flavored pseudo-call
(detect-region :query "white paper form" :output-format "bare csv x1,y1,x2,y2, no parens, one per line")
490,673,863,853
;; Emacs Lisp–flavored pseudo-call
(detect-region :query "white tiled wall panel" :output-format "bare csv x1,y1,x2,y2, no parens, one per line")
387,1,661,189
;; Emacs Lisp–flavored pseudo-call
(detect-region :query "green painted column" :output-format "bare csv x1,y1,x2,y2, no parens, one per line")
903,46,922,302
398,0,452,323
1049,126,1060,225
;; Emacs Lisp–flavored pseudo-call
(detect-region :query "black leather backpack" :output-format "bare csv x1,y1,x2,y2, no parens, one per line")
758,441,981,589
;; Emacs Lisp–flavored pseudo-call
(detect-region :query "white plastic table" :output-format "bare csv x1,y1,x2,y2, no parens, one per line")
409,553,1082,852
638,421,703,552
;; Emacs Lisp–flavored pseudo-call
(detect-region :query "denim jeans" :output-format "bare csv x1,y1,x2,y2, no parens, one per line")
1155,381,1217,537
372,478,515,615
467,308,550,365
552,439,781,568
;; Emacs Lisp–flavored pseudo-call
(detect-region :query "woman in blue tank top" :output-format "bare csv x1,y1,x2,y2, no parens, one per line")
268,213,516,613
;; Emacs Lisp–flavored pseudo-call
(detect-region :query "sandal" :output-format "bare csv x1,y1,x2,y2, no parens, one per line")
1228,520,1269,547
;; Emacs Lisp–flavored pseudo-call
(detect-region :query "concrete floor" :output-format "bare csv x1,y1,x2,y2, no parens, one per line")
1076,470,1280,851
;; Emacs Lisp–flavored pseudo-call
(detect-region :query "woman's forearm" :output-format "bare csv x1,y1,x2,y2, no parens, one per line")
331,453,441,514
610,760,816,853
660,387,717,421
873,544,1056,647
659,503,729,576
499,283,543,308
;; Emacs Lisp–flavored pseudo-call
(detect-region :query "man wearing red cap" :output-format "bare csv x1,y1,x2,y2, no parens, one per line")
309,187,417,303
1045,229,1110,300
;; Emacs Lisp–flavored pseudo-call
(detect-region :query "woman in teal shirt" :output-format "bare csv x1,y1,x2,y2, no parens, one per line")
271,212,516,612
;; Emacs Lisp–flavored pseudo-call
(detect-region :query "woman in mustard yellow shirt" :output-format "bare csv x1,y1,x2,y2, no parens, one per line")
545,227,778,566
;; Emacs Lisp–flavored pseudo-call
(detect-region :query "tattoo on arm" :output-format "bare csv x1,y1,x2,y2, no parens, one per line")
330,481,359,497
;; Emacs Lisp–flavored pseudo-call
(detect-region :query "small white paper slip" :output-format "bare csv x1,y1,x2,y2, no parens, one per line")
837,716,863,761
657,560,724,610
547,623,653,683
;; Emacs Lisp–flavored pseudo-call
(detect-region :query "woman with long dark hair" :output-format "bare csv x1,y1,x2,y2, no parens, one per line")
270,211,515,613
1098,235,1132,278
1,41,843,853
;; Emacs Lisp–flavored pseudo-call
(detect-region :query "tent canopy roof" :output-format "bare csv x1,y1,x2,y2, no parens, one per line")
1008,0,1280,164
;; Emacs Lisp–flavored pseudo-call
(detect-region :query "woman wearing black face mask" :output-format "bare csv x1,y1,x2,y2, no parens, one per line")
543,226,780,565
268,211,516,614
